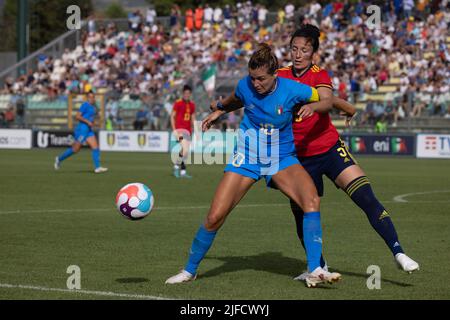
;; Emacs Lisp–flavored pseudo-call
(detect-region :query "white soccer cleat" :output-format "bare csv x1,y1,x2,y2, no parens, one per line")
165,270,196,284
54,157,60,170
294,264,328,281
395,253,419,273
94,167,108,174
305,267,341,288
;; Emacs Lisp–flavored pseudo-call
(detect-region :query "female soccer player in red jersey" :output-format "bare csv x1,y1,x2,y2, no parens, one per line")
277,24,419,280
171,85,196,178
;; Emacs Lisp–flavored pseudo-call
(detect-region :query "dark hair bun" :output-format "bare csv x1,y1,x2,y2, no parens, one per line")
301,24,320,39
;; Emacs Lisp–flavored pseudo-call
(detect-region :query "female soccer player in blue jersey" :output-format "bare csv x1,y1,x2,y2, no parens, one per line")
54,92,108,174
166,44,347,287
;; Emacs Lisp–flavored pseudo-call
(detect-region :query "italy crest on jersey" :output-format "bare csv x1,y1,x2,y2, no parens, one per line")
276,105,283,115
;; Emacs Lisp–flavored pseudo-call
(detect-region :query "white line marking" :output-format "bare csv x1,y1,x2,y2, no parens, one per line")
1,199,450,216
0,283,174,300
393,190,450,203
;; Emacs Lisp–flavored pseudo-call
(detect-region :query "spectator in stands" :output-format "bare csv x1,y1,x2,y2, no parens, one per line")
133,107,148,130
146,6,157,26
185,8,194,31
149,103,163,131
116,107,124,130
194,5,204,30
15,98,26,128
1,0,449,132
444,105,450,119
4,105,15,128
0,111,5,127
375,115,388,133
384,100,397,125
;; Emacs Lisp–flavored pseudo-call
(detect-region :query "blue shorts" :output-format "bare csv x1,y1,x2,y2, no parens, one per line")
224,154,300,187
298,138,357,196
74,126,95,144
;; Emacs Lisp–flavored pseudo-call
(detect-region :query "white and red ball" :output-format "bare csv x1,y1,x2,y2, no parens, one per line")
115,183,154,220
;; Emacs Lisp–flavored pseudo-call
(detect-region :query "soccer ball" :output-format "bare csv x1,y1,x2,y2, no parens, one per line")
115,183,154,220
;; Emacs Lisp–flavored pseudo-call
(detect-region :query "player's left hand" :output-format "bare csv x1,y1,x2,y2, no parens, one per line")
341,111,356,127
297,105,315,119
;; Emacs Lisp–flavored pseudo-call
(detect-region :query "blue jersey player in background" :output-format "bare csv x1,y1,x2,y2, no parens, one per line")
54,92,108,174
166,44,345,287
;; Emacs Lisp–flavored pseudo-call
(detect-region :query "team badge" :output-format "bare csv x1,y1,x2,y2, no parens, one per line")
276,105,283,115
138,133,147,147
107,133,116,146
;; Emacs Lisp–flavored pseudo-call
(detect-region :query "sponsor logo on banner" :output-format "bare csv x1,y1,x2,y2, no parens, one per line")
100,131,169,152
137,133,147,148
34,131,79,148
416,134,450,158
342,134,415,155
0,129,32,149
391,137,408,153
117,133,131,147
351,137,366,153
107,133,116,147
424,136,437,150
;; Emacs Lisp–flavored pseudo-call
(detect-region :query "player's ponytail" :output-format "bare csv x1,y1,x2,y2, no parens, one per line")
248,43,279,75
290,24,321,52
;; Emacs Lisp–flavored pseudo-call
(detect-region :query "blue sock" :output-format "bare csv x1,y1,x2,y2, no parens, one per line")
58,147,74,162
303,211,323,272
92,148,100,169
185,225,217,276
346,176,404,256
290,200,326,268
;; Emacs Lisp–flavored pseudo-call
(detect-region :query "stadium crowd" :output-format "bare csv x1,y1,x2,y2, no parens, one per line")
0,0,449,130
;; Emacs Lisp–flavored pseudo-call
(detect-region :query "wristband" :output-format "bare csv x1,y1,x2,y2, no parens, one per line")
216,101,225,111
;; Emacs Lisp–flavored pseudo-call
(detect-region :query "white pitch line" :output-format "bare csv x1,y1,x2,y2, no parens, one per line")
393,190,450,203
0,283,174,300
0,203,288,215
1,199,450,216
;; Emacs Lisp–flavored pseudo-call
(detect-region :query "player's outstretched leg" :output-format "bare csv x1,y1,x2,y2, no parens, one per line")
55,143,81,170
343,175,419,273
165,172,255,284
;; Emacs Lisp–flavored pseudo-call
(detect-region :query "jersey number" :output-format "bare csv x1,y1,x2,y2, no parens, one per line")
336,147,348,158
184,113,191,121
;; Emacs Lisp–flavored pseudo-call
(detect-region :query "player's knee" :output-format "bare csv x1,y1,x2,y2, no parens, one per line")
298,194,320,213
72,144,81,152
204,213,224,231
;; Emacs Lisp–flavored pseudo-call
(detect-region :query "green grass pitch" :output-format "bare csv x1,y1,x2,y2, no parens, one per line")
0,149,449,299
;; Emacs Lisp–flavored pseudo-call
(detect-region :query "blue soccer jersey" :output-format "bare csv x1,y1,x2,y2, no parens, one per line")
77,102,97,129
225,76,319,183
74,101,97,143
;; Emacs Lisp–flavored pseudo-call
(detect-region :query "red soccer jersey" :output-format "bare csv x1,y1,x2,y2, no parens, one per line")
173,99,195,134
277,64,339,157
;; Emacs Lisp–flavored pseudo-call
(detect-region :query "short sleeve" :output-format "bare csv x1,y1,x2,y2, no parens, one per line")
234,77,247,102
315,69,333,90
288,81,319,105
